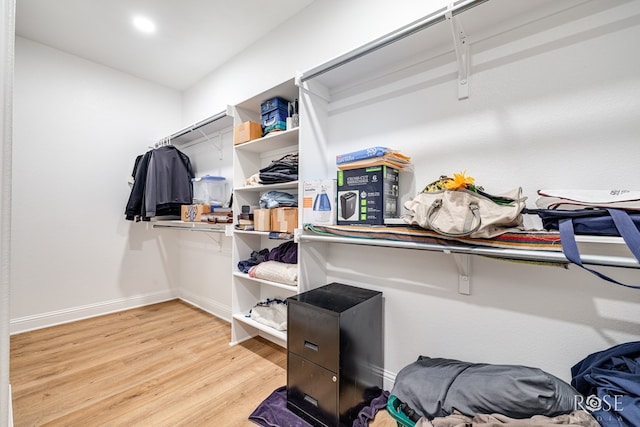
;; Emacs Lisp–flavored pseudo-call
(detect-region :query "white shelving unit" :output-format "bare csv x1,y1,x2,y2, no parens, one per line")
229,79,300,347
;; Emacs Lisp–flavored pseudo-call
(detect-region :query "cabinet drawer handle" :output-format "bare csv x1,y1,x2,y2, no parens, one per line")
304,394,318,407
304,340,319,352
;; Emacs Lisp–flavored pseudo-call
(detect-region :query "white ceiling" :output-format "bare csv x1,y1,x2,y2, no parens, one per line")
15,0,316,91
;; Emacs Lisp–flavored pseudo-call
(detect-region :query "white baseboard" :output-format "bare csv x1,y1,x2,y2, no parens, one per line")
9,290,179,335
178,289,232,323
382,369,397,392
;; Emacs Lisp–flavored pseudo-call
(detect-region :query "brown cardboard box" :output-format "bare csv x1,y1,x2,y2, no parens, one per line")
254,209,271,231
270,207,298,233
181,204,211,222
233,121,262,145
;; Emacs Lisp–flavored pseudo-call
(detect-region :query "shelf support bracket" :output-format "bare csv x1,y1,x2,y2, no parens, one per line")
445,251,471,295
446,6,470,100
206,232,224,251
197,129,224,160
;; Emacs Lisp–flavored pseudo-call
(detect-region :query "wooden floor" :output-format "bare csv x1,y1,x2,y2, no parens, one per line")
10,300,396,426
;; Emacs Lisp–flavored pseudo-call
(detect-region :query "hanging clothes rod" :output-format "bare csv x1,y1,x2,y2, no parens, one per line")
168,110,228,141
154,136,172,149
153,110,231,148
298,0,488,83
152,222,228,233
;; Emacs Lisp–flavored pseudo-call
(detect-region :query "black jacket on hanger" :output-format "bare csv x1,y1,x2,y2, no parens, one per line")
125,145,194,221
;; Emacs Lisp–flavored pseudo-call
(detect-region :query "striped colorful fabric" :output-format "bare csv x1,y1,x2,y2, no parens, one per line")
304,224,563,251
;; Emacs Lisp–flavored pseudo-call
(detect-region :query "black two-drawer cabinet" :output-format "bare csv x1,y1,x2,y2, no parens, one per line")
287,282,383,427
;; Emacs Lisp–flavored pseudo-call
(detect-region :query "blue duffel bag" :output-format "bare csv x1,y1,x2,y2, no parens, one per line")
571,341,640,427
527,208,640,289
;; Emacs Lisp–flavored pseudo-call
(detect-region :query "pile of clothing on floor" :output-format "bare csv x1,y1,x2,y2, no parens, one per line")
390,342,640,427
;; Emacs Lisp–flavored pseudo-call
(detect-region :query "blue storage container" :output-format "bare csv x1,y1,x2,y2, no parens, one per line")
260,96,289,115
261,106,288,133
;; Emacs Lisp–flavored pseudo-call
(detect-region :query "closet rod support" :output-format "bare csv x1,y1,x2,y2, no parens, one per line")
446,6,470,100
197,129,224,160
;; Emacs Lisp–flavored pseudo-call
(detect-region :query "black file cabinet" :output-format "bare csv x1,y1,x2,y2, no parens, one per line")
287,282,383,427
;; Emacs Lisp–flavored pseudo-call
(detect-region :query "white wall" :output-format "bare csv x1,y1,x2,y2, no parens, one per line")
182,0,450,124
177,129,235,320
182,0,640,385
10,37,184,332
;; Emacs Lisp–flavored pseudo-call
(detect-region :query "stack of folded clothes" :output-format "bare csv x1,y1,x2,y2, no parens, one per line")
336,146,411,170
259,152,298,184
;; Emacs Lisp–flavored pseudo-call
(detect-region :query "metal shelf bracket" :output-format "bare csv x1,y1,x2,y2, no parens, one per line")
445,250,471,295
446,5,470,100
196,129,224,160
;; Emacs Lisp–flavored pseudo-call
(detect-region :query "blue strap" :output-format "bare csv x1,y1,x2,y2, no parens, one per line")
558,217,640,289
607,208,640,261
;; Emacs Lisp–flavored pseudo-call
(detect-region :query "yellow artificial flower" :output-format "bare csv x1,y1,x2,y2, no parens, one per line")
442,171,475,190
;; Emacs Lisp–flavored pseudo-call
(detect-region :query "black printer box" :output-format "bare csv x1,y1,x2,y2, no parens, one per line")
336,166,399,225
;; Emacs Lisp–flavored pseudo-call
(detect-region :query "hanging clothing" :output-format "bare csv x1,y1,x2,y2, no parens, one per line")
125,151,152,221
124,145,194,221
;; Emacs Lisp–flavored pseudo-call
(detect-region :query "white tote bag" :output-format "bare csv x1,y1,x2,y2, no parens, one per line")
404,188,527,238
536,189,640,211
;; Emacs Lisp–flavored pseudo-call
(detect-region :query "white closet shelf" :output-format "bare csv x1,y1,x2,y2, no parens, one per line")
232,79,300,116
234,128,299,153
296,231,640,270
231,313,287,343
234,181,299,192
232,272,298,292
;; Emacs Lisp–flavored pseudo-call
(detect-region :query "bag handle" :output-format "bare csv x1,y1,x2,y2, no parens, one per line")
558,209,640,289
607,208,640,261
426,198,481,237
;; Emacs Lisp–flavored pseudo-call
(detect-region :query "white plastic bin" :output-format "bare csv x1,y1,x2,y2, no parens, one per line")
192,175,226,206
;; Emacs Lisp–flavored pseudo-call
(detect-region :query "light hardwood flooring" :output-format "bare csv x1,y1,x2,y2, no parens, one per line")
11,300,396,426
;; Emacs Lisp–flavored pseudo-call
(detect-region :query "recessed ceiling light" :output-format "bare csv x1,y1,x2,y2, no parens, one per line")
133,16,156,34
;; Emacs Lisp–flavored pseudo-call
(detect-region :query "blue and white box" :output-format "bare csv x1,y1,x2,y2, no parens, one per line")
303,179,337,225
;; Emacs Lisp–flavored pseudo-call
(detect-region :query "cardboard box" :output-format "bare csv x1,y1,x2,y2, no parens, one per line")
303,179,337,225
233,121,262,145
337,166,399,225
254,209,271,231
181,204,211,222
270,207,298,233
